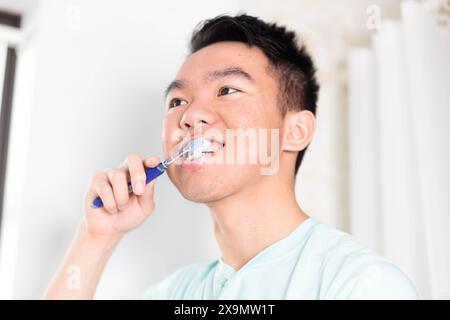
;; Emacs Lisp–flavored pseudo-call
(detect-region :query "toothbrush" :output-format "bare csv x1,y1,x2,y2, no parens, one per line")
90,137,213,209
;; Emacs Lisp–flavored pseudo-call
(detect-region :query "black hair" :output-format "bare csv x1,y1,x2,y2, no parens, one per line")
189,14,319,175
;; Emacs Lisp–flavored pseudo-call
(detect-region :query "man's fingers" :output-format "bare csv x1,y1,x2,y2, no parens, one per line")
125,154,147,196
107,169,130,210
138,157,160,214
137,178,156,215
94,176,118,214
144,156,160,168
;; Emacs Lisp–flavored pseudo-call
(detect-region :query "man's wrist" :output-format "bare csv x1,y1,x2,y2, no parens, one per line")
77,221,124,253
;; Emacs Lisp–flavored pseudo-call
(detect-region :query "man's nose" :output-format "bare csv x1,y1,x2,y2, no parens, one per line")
179,101,216,131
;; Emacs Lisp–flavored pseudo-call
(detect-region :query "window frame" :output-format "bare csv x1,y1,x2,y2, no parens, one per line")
0,9,20,238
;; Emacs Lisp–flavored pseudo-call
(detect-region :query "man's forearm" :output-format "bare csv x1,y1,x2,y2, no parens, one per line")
43,221,123,299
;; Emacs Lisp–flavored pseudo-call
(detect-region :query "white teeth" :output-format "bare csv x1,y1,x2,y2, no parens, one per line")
204,142,223,153
180,137,224,162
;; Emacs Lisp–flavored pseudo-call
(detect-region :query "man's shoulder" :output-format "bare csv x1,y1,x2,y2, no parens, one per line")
306,220,378,262
142,260,217,300
303,220,421,299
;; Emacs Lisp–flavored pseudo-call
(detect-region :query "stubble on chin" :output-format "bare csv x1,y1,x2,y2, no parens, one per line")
170,172,228,203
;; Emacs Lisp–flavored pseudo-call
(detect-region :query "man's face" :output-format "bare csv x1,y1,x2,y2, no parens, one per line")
162,41,283,203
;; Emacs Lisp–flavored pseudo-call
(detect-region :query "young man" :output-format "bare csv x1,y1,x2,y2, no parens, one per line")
44,14,420,299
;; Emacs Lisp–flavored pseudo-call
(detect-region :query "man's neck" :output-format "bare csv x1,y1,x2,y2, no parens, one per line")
206,177,309,271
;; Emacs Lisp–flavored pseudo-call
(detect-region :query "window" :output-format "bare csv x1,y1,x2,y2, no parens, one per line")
0,10,20,236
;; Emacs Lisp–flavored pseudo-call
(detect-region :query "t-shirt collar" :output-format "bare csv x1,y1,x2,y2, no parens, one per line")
217,216,318,274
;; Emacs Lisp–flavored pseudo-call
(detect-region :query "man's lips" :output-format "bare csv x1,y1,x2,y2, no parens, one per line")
180,137,224,158
178,137,225,166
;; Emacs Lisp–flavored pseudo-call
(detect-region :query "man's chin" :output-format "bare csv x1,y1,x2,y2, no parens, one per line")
167,170,226,203
176,181,227,204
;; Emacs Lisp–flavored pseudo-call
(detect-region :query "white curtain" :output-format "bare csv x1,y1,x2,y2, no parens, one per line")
348,1,450,299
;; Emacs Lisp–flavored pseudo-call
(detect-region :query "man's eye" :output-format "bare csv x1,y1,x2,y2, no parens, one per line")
168,98,188,108
218,87,239,96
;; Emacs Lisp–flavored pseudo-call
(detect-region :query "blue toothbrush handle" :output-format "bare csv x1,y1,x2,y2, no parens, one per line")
91,163,166,209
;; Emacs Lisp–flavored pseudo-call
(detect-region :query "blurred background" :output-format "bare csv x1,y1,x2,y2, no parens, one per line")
0,0,448,299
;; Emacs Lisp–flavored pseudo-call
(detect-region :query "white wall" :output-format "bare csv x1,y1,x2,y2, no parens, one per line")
0,0,241,299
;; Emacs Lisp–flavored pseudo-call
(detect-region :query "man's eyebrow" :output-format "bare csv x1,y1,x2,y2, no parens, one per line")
206,66,254,82
164,67,253,97
164,79,185,98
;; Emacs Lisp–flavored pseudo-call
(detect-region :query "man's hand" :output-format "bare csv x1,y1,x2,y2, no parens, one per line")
83,154,160,240
43,154,160,299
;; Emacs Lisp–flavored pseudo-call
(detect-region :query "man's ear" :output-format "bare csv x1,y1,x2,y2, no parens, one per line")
282,110,316,152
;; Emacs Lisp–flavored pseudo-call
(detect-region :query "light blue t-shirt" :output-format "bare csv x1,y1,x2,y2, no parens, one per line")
143,217,420,299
